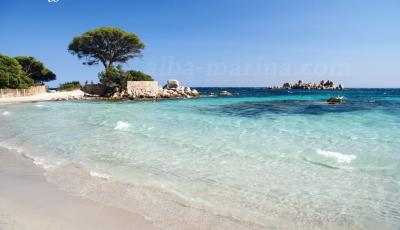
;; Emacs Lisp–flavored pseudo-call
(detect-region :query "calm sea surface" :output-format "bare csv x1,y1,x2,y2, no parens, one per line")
1,88,399,229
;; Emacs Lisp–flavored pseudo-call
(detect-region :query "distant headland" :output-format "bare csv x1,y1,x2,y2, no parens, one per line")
268,80,344,90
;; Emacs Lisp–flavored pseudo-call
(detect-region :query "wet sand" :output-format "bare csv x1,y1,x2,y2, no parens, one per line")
0,147,159,230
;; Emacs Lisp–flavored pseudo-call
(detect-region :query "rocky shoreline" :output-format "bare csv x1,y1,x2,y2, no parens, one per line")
128,80,199,99
85,79,200,100
268,80,344,90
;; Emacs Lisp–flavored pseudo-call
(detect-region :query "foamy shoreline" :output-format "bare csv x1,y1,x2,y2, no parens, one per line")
0,146,159,230
0,143,262,230
0,90,85,105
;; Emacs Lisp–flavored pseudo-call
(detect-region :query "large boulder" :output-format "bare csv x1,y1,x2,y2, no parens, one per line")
191,89,199,96
184,86,191,94
167,79,180,89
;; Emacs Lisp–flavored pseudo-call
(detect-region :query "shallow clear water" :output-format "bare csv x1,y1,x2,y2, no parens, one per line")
1,88,400,229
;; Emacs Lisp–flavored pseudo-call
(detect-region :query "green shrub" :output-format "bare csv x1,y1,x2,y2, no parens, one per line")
98,65,125,88
0,54,34,89
59,81,81,91
98,65,154,95
125,70,153,81
98,65,125,95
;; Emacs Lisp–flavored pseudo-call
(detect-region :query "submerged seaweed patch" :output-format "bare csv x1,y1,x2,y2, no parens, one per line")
200,99,400,118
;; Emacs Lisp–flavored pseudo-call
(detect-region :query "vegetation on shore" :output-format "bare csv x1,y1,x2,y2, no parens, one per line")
15,56,56,84
68,27,144,69
2,27,153,94
0,54,56,89
98,65,154,95
69,27,152,95
59,81,81,91
125,70,153,82
0,54,34,89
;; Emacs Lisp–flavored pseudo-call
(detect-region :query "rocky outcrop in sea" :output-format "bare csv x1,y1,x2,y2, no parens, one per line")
268,80,344,90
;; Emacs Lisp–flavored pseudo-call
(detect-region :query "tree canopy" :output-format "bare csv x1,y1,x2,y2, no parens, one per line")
15,56,56,83
125,70,153,81
0,54,33,89
68,27,145,68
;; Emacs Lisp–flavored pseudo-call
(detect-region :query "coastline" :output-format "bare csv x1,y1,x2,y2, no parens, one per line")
0,146,159,230
0,90,84,105
1,88,399,229
0,142,263,230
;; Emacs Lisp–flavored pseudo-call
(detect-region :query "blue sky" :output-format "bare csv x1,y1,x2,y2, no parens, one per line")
1,0,399,87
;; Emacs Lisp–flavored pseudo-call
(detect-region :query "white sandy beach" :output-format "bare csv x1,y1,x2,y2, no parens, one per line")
0,92,263,230
0,90,85,104
0,147,159,230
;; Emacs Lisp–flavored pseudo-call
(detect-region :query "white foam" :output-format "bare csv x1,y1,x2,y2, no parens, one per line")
2,111,10,115
0,142,22,153
316,149,356,164
32,158,61,170
34,104,44,107
23,154,61,170
90,171,111,179
114,121,130,131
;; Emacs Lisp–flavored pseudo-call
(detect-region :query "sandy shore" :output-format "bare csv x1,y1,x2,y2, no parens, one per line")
0,90,85,104
0,147,159,230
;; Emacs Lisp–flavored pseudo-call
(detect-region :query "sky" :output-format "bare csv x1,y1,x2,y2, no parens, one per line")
0,0,399,88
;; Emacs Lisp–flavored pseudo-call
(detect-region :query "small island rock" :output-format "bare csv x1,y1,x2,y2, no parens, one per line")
219,90,232,96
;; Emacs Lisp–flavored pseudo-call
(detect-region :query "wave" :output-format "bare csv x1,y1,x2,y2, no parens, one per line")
114,121,130,131
21,153,62,171
2,111,10,115
89,170,111,179
316,149,356,164
0,142,22,153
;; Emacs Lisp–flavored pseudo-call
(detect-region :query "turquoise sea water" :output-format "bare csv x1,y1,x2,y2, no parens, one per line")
1,88,400,229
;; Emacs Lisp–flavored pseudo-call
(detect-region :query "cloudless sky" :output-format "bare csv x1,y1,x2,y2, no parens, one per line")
1,0,399,87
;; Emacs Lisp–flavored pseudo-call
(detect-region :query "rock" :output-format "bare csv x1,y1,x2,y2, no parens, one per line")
167,79,180,89
162,92,171,98
268,80,343,91
219,90,232,96
121,90,129,97
184,87,191,94
338,84,344,90
327,96,344,104
122,79,199,100
112,91,121,98
191,89,199,96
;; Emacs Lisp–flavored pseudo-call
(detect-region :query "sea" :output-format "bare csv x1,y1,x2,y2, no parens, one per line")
1,88,399,229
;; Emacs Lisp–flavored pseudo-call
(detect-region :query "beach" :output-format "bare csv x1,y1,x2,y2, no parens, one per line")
1,88,400,229
0,90,84,105
0,147,159,230
1,0,399,228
